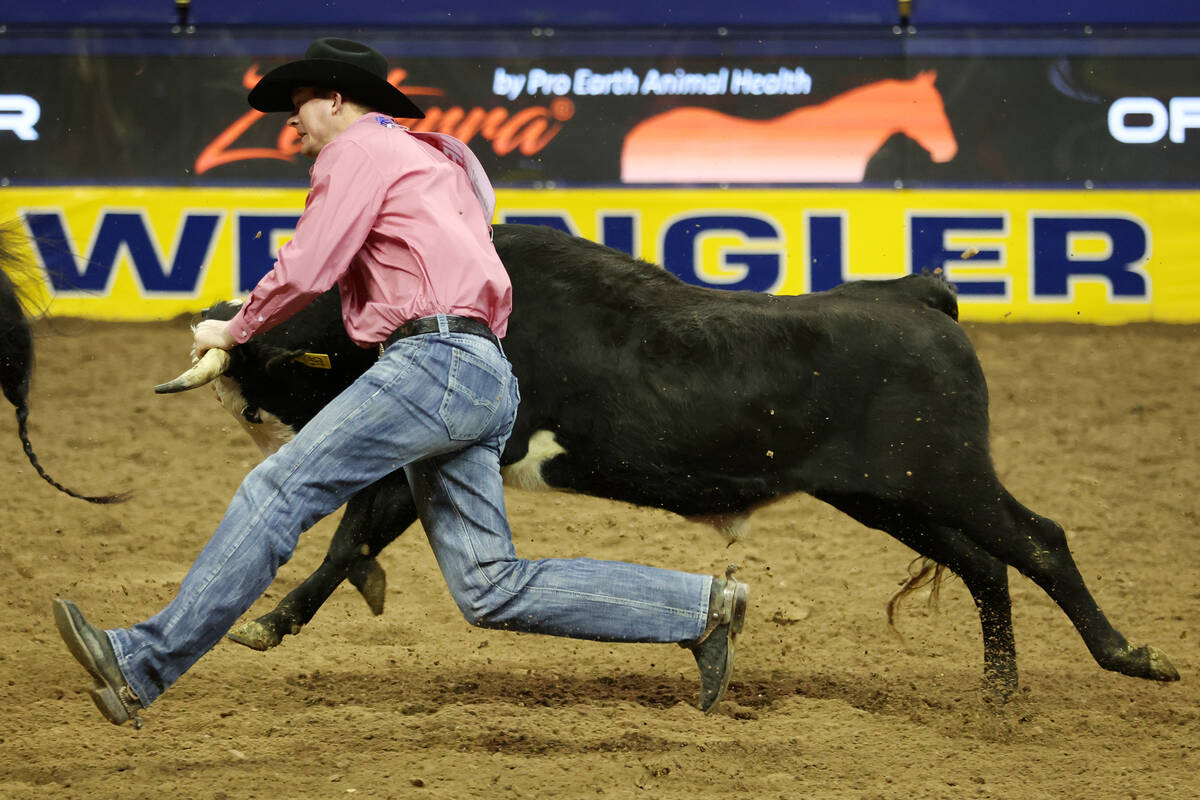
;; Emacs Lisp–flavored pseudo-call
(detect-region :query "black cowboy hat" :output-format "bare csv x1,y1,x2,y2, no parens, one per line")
247,38,425,119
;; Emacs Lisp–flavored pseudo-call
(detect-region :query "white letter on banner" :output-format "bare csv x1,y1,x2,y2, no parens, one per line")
1168,97,1200,143
0,94,41,140
492,68,526,101
1108,97,1168,144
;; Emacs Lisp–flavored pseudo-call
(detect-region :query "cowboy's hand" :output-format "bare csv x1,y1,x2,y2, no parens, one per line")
193,319,237,355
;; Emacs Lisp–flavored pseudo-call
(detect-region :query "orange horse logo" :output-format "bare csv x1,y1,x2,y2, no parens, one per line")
621,70,957,183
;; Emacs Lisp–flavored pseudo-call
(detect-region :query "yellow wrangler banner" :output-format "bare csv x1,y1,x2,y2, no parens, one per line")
2,187,1198,323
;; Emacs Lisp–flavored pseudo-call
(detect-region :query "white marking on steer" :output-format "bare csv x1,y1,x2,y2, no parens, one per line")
213,376,295,457
502,429,754,543
501,429,564,491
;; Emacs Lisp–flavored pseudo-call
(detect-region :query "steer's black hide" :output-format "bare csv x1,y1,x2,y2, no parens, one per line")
189,223,1177,696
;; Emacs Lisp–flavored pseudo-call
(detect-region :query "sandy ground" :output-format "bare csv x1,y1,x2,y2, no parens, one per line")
0,316,1197,800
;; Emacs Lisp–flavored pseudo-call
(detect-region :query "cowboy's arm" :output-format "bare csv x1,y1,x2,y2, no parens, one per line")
223,140,385,347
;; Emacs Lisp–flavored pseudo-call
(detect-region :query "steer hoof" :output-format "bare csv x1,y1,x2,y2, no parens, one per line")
1104,644,1180,682
349,558,387,617
226,620,283,651
1143,646,1180,682
982,668,1018,703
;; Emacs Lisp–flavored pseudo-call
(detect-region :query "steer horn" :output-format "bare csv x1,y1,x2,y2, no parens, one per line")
154,348,232,394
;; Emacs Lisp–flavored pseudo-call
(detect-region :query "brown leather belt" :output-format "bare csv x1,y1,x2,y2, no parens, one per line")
381,315,500,352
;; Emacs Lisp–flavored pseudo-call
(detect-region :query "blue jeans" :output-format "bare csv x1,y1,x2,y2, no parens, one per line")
108,315,711,706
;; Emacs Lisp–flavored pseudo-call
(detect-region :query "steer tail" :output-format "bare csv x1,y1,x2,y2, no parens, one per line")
14,405,130,504
917,269,959,321
886,557,949,638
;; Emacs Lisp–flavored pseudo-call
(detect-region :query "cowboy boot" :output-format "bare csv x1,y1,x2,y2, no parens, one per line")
53,598,143,728
686,564,749,712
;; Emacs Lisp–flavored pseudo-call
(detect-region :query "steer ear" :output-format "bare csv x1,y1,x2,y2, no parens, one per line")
264,348,310,374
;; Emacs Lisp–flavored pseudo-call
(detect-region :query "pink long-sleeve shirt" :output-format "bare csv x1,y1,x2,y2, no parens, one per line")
228,114,512,347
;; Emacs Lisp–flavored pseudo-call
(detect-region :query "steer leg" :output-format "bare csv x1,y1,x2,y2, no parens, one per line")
910,526,1018,697
896,471,1180,685
226,471,417,651
952,488,1179,683
819,492,1019,696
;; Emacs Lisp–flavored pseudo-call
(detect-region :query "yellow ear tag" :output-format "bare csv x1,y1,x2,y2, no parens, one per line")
293,352,333,369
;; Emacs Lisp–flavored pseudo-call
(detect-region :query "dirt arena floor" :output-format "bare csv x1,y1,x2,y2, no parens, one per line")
1,316,1197,800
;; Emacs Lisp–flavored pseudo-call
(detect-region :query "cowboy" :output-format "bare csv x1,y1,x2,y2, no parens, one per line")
52,38,749,728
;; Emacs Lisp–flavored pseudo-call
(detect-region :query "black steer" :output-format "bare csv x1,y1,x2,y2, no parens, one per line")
156,223,1178,696
0,237,125,504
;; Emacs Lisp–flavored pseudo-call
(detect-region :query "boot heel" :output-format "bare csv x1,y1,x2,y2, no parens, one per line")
88,687,142,729
730,584,749,635
724,564,749,635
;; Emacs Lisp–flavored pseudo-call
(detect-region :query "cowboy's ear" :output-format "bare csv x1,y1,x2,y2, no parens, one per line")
329,90,346,113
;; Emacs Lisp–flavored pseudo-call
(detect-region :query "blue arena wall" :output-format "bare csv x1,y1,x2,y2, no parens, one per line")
5,1,1198,28
6,1,899,28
